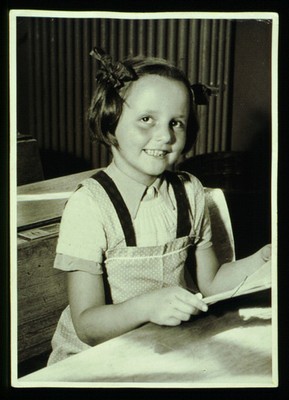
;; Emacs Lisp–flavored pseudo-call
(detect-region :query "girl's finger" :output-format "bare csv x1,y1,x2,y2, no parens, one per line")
166,317,182,326
261,244,271,262
174,297,205,315
173,299,196,314
190,307,201,316
172,309,192,322
177,290,208,312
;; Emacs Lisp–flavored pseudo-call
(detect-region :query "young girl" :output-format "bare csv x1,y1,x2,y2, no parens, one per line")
48,49,271,365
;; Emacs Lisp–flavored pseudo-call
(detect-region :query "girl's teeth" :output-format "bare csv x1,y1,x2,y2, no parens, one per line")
144,150,167,157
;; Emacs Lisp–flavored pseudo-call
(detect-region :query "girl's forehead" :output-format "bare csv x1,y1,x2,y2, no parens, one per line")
124,74,189,105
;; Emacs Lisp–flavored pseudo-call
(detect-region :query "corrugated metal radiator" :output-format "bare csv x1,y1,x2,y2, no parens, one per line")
21,17,233,169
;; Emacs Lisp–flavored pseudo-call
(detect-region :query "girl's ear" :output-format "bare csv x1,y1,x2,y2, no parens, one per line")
107,132,119,148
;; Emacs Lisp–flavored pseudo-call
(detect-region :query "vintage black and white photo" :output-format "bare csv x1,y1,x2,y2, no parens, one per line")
10,10,278,388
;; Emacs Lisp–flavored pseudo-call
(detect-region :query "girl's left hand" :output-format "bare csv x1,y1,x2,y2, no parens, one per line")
260,244,271,263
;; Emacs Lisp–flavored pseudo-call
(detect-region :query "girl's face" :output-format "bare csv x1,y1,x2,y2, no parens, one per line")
111,75,189,186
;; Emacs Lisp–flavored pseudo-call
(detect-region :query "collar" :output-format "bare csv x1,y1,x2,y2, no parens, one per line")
105,162,175,219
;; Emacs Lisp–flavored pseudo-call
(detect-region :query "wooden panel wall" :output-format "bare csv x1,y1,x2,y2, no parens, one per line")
18,17,233,171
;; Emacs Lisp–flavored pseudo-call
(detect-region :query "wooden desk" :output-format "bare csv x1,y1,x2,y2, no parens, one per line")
18,292,276,387
17,170,97,362
17,169,97,230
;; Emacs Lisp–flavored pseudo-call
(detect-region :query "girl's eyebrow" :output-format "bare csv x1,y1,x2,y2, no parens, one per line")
170,114,188,121
173,114,187,119
138,110,187,119
138,109,157,115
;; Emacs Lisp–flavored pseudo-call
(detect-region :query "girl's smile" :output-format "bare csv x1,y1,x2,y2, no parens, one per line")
143,149,170,158
111,75,190,186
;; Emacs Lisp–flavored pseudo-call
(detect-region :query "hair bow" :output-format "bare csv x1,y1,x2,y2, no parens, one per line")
191,83,220,105
90,47,137,89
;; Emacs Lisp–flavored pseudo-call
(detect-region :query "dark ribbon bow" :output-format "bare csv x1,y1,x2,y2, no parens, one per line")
90,47,137,89
91,48,220,104
191,83,220,105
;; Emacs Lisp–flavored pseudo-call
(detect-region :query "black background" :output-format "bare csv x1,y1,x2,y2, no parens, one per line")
1,0,288,399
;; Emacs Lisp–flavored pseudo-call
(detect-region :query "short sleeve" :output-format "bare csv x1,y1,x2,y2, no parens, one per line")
54,184,107,274
182,172,213,250
197,201,213,249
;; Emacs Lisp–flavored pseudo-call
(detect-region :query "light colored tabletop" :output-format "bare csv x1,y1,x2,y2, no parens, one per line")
18,292,276,388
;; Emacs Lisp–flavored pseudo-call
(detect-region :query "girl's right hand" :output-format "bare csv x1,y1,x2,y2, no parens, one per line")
144,286,208,326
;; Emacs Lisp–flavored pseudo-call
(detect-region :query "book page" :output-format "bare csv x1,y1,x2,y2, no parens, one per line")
203,261,271,305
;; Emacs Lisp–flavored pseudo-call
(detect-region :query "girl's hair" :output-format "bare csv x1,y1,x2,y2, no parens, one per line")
88,56,199,154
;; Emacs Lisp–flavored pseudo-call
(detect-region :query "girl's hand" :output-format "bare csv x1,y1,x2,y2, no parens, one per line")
144,286,208,327
260,244,271,263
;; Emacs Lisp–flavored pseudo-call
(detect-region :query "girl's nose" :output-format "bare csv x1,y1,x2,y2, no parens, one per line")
155,124,174,144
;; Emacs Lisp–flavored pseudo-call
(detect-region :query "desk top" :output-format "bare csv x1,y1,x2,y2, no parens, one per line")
18,292,276,388
17,169,97,229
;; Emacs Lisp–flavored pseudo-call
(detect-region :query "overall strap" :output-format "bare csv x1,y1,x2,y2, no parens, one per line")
165,170,192,238
91,170,137,247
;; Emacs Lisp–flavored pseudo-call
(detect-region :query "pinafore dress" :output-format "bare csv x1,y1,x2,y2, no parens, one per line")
48,170,196,365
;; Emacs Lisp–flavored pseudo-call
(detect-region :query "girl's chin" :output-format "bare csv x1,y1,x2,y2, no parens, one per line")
143,153,176,165
146,161,176,174
142,166,169,180
129,165,167,185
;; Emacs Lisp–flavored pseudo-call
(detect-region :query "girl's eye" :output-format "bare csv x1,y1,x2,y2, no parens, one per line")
141,116,153,123
171,120,184,129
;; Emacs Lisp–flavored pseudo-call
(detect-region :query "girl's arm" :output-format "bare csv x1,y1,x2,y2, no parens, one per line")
68,270,147,345
68,270,208,346
195,244,271,297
